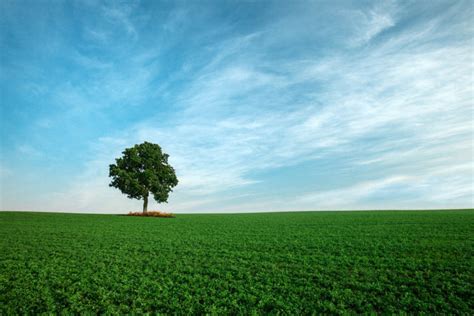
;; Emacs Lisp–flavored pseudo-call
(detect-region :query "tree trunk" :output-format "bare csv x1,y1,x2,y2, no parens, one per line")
143,192,149,213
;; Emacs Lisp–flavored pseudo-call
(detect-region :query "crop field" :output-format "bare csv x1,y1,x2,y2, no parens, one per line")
1,210,473,314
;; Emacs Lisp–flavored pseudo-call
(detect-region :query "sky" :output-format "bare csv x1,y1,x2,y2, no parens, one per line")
0,0,473,213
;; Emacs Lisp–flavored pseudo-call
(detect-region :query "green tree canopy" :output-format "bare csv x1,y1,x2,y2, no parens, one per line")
109,142,178,212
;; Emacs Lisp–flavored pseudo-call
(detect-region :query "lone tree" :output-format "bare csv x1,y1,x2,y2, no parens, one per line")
109,142,178,213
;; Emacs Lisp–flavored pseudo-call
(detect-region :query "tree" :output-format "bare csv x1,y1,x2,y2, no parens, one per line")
109,142,178,213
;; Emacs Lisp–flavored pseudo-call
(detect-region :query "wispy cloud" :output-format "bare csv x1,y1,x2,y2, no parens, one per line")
348,1,397,46
17,145,43,157
1,0,472,213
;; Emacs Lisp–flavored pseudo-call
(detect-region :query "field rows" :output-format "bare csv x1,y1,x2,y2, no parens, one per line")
1,210,473,314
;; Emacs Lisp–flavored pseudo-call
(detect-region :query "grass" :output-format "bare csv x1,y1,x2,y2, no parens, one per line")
0,210,473,314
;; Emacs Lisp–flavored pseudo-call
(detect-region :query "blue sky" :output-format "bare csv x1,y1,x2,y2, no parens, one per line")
0,0,472,213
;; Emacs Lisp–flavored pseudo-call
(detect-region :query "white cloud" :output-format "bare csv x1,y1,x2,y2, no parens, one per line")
349,3,396,46
8,1,472,213
17,145,42,157
101,2,138,39
296,176,415,207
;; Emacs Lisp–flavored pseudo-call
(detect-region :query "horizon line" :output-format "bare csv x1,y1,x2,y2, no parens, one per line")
1,208,473,216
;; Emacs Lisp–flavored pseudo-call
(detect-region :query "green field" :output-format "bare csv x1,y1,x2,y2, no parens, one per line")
1,210,473,314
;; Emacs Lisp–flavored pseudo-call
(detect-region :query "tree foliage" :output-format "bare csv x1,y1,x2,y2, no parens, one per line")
109,142,178,212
